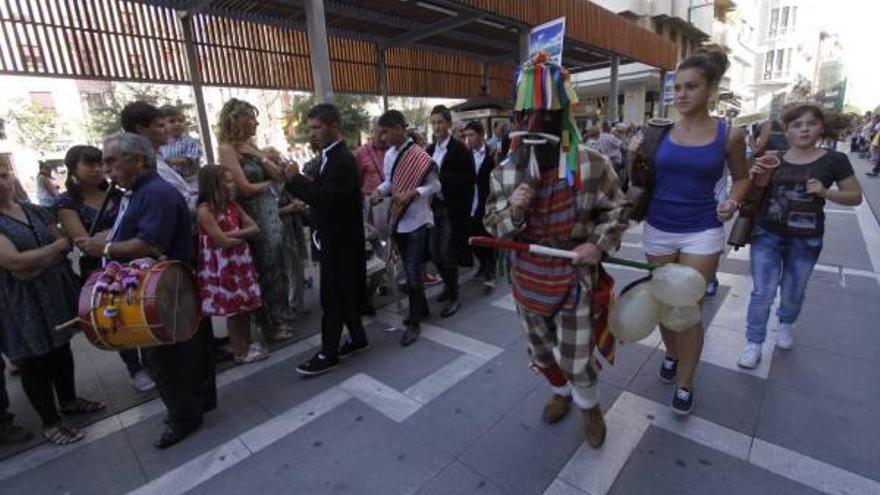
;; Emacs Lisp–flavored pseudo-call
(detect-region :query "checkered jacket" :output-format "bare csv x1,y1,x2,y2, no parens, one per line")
483,147,631,256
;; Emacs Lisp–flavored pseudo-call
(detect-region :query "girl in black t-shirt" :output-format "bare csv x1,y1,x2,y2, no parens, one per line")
737,104,863,369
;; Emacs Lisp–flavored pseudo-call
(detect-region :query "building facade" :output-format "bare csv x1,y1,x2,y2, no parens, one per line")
574,0,724,125
751,0,822,118
712,0,761,117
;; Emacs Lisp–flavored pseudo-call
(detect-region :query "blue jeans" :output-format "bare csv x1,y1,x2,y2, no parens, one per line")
395,225,430,323
745,226,822,344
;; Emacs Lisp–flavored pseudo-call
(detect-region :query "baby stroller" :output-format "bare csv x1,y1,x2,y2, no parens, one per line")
363,222,388,315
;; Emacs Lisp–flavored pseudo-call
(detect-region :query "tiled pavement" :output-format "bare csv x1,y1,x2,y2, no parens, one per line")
2,152,879,494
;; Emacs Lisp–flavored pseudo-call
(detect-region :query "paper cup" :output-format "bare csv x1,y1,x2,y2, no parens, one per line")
753,155,780,187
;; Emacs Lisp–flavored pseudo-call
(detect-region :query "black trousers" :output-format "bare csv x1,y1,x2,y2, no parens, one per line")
319,254,367,359
0,357,12,426
18,343,76,426
469,215,496,279
429,200,459,299
143,319,217,431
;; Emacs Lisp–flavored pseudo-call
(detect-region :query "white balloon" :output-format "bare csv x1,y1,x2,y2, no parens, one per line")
650,264,707,307
658,304,702,333
610,282,660,343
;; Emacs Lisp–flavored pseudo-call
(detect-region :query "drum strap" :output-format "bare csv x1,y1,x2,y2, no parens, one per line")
104,190,133,267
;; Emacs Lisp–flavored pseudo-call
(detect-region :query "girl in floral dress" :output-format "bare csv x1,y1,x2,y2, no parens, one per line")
196,165,267,364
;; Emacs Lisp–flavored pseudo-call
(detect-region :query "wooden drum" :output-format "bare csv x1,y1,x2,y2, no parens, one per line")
78,260,201,350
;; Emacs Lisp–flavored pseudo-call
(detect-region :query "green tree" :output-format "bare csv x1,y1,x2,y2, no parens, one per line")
287,93,378,146
394,97,432,134
86,82,195,141
7,100,68,156
843,104,862,115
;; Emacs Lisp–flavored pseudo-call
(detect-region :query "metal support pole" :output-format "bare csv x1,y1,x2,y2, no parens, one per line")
658,69,668,118
608,56,620,124
378,47,388,111
179,12,214,164
305,0,333,103
519,30,529,63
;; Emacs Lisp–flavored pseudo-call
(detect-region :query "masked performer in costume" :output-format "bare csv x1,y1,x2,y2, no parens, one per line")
483,53,631,448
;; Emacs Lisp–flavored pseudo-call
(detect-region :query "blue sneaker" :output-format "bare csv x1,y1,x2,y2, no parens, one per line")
705,280,719,297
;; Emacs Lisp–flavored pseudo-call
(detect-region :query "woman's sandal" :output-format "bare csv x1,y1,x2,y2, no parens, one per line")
269,329,295,342
234,348,270,365
60,397,106,415
42,422,84,446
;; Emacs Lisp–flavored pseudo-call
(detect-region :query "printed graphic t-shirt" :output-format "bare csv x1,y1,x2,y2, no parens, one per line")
757,151,854,237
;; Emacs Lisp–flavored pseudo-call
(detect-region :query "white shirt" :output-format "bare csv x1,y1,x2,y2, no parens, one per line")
431,136,451,201
320,139,343,175
377,140,441,233
470,145,486,216
431,136,451,169
157,157,197,211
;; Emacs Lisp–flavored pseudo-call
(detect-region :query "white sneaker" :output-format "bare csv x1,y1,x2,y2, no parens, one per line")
737,343,762,369
776,324,794,350
131,370,156,392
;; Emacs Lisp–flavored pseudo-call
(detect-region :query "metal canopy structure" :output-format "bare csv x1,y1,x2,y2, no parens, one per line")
0,0,676,160
0,0,676,93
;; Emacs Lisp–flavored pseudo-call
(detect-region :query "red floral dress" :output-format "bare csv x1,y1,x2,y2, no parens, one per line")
197,202,262,316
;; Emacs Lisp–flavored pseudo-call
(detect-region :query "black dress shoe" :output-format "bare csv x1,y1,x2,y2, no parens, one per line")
400,324,421,347
154,423,200,449
338,339,370,359
295,352,339,377
0,422,33,444
213,348,234,363
440,300,460,318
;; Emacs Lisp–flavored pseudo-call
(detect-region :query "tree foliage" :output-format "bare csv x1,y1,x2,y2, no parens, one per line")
7,100,68,156
287,93,378,146
85,82,195,141
394,97,433,134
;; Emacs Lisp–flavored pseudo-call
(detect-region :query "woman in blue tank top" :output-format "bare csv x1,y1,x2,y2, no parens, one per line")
642,48,750,416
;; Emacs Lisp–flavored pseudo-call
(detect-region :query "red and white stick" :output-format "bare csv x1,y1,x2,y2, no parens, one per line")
468,237,655,271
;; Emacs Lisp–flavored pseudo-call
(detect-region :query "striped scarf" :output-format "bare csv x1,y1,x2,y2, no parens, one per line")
512,170,577,316
512,169,616,365
388,142,434,233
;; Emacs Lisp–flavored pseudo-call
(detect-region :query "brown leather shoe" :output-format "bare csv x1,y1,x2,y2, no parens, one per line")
542,394,572,424
582,405,606,449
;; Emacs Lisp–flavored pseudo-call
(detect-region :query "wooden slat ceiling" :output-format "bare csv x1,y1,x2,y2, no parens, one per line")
0,0,676,99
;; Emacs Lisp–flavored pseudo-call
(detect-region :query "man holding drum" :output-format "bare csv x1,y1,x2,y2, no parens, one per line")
78,133,216,449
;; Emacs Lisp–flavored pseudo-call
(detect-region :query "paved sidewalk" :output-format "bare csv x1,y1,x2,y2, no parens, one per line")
2,152,879,494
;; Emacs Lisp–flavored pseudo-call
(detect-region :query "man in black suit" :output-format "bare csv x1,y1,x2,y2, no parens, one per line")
464,120,497,292
287,103,368,376
426,105,476,317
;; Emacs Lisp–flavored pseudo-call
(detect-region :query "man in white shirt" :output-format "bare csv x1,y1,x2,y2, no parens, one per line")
464,120,497,292
372,110,441,346
425,106,476,317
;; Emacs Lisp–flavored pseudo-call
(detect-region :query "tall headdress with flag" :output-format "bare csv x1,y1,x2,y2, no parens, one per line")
513,51,583,188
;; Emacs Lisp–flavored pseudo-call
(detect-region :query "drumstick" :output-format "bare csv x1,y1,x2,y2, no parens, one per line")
54,316,81,331
88,181,117,236
468,236,655,271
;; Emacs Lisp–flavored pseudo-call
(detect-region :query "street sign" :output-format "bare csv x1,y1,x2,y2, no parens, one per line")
529,17,565,64
815,80,847,113
663,72,675,105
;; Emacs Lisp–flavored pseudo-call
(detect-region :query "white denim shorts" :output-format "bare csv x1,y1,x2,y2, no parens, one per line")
642,223,725,257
